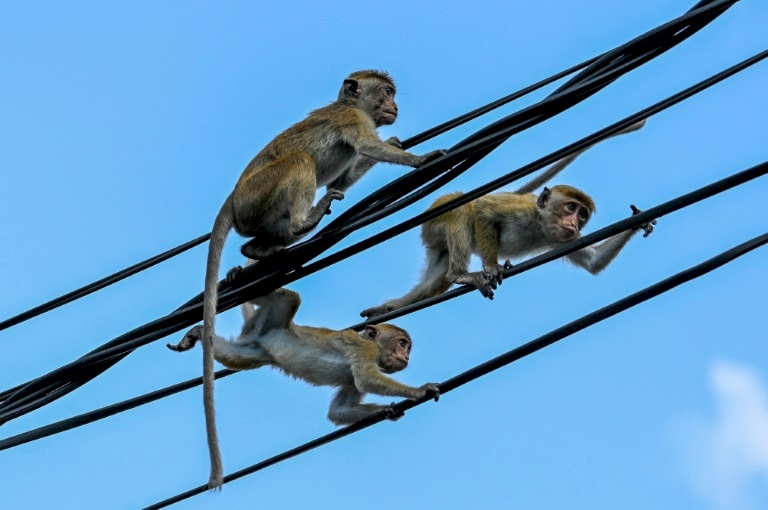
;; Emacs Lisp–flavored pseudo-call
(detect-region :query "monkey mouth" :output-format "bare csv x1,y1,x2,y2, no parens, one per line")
380,110,398,122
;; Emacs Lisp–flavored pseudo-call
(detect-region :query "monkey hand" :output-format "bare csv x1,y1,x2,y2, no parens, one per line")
383,404,405,421
483,260,513,287
417,383,441,402
453,271,498,300
384,136,403,149
321,189,345,215
360,304,393,319
167,325,204,352
629,204,657,238
418,149,448,166
225,265,243,284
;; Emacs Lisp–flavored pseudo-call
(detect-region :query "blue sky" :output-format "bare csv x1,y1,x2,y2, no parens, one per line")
1,1,767,509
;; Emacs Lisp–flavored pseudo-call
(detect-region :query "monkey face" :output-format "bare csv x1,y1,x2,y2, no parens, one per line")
552,200,590,240
374,84,398,126
378,335,411,374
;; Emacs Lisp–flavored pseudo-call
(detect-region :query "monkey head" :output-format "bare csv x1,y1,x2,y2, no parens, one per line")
340,70,398,127
364,324,412,374
538,185,596,241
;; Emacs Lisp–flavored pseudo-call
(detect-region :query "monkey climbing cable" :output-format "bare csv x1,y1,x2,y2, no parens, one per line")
142,231,768,508
0,38,759,424
0,55,599,335
0,0,735,334
2,158,766,448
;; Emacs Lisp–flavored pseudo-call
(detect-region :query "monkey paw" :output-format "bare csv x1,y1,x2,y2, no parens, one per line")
419,149,448,166
419,383,441,402
167,325,203,352
225,265,243,284
630,205,658,238
483,260,513,287
383,404,405,421
384,136,403,149
360,305,393,319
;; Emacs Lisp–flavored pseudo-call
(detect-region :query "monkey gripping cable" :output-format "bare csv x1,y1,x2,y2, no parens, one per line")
0,0,736,334
143,230,768,508
1,102,765,441
0,0,742,423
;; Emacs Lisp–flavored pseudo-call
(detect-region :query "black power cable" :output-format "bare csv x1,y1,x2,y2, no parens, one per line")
0,46,598,335
0,0,741,424
3,159,765,449
144,231,768,508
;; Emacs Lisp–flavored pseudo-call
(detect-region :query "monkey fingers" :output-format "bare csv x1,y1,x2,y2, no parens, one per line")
419,149,448,166
629,204,658,237
453,271,497,299
384,136,403,149
167,325,204,352
420,383,440,402
483,260,513,286
383,404,405,421
360,305,392,319
225,265,243,283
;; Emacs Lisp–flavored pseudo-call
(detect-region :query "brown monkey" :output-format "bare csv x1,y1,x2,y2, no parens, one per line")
200,70,445,489
169,288,439,488
361,184,657,318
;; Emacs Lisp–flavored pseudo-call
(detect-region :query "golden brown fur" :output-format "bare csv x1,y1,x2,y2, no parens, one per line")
198,71,446,490
170,288,439,487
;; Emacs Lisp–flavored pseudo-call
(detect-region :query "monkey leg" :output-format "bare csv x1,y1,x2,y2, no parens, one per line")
291,189,345,236
240,240,285,260
167,325,204,352
328,387,392,425
234,152,318,257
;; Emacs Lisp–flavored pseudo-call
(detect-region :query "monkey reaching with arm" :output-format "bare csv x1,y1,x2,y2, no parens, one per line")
169,288,439,488
360,120,651,319
200,70,446,489
361,184,657,319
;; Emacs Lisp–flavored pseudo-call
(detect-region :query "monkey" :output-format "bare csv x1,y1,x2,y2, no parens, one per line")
360,184,657,319
199,70,446,489
169,288,440,489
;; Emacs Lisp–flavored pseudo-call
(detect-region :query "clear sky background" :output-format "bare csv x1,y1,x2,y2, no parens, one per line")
1,1,767,509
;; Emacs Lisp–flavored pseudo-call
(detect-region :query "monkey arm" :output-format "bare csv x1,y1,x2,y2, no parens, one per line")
327,387,392,425
350,359,425,401
565,230,636,275
326,138,403,192
566,205,656,275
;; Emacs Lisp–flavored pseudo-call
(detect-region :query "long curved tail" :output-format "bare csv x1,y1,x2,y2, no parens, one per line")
515,118,647,194
387,248,451,310
202,195,235,491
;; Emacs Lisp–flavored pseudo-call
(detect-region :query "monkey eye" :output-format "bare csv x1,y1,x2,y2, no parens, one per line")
384,87,394,97
565,202,577,212
579,209,589,221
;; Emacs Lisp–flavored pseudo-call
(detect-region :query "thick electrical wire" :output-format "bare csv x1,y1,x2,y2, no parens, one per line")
0,0,735,335
0,48,599,336
0,234,211,333
3,159,765,450
1,37,759,425
144,231,768,509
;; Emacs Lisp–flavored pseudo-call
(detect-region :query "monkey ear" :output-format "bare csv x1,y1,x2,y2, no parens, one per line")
342,79,360,98
537,187,552,209
363,325,379,341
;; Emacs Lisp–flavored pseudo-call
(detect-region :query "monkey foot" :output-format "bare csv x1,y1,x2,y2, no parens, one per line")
167,325,203,352
240,241,285,260
383,405,405,421
360,305,393,319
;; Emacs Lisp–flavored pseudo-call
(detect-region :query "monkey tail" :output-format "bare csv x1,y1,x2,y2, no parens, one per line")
390,250,452,308
202,194,235,491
